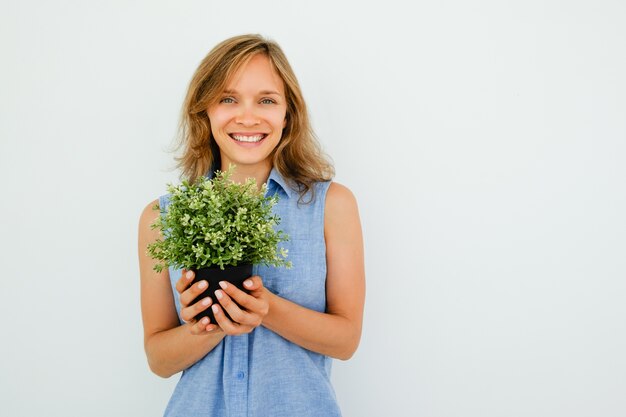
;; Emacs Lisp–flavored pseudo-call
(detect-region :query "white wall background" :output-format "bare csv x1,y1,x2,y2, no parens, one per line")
1,1,625,416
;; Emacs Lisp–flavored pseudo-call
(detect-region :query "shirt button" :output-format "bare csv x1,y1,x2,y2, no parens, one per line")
236,371,245,380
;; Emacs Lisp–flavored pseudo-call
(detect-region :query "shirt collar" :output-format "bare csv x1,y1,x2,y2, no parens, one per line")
266,167,293,199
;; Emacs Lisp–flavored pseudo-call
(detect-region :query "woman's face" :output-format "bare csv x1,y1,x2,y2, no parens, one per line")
208,54,287,171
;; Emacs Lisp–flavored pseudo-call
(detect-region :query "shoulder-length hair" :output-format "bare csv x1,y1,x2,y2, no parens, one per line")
171,34,334,203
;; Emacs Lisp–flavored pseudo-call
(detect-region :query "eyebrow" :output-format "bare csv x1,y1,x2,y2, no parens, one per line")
223,89,282,96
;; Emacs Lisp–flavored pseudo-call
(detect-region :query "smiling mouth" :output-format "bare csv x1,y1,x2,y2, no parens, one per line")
229,134,267,143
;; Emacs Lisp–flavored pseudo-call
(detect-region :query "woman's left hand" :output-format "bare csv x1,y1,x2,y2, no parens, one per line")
211,275,270,335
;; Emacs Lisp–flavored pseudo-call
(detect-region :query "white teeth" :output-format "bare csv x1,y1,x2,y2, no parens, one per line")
231,134,265,143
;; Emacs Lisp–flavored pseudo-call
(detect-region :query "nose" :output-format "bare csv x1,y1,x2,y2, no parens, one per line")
235,103,260,127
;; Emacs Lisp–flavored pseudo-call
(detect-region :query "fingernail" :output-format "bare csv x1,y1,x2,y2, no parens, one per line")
202,297,211,306
207,326,214,332
198,281,207,289
186,271,193,279
244,280,252,288
215,290,223,300
212,305,218,313
201,317,208,325
219,281,228,290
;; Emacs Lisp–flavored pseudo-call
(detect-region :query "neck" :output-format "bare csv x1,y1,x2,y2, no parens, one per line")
220,160,272,191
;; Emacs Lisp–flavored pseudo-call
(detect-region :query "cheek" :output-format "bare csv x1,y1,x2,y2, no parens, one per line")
207,109,231,131
268,109,288,130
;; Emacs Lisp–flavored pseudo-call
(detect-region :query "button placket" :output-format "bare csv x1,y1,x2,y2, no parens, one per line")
229,334,249,416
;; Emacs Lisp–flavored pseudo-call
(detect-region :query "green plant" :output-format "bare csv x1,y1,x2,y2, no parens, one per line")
147,165,292,272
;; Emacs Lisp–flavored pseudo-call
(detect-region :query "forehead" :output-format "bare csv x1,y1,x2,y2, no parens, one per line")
225,54,285,93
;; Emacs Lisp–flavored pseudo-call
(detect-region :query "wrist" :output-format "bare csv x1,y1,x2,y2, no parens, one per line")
261,287,279,328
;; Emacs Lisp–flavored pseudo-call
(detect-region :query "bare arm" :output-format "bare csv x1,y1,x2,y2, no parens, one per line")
214,182,365,360
138,199,225,378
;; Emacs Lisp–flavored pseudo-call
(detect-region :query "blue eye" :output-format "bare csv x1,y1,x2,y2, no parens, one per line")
261,98,275,104
221,97,235,104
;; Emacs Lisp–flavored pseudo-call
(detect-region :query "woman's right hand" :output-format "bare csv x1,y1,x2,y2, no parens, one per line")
176,269,220,335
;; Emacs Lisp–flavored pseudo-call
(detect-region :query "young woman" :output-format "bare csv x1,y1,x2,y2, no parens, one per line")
138,34,365,417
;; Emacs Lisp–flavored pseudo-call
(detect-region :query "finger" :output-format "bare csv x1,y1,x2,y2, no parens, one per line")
218,281,266,313
189,316,211,335
205,324,220,333
180,296,213,323
211,304,250,335
243,275,264,292
180,279,209,308
214,289,257,326
175,269,195,294
188,317,220,335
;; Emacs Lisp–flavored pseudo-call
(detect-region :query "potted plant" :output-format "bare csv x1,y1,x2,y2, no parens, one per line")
147,165,292,323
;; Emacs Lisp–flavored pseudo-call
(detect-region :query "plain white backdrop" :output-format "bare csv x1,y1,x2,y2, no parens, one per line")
1,1,625,416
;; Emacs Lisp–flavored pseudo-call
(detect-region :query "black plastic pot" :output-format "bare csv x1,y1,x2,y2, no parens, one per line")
189,264,253,324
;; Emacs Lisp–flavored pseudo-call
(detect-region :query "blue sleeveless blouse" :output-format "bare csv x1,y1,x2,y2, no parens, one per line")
158,167,341,417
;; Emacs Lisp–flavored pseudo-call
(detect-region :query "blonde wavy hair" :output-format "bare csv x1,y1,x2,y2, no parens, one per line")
171,34,334,203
